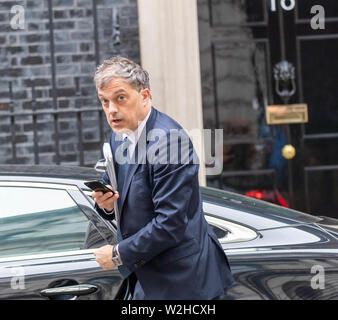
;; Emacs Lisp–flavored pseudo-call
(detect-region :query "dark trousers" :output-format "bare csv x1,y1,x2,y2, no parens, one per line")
130,273,226,300
132,279,146,300
128,273,145,300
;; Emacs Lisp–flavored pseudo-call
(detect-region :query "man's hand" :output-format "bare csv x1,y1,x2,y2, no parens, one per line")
91,185,119,212
94,245,115,270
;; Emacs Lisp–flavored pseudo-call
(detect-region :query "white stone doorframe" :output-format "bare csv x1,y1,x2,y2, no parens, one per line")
137,0,206,186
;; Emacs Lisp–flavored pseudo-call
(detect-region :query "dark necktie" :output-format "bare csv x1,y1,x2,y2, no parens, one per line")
116,137,132,278
117,137,131,210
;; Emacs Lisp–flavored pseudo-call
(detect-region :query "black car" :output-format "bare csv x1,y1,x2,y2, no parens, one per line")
0,165,337,300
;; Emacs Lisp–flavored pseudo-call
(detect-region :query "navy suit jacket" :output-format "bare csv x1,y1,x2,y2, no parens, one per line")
97,107,234,299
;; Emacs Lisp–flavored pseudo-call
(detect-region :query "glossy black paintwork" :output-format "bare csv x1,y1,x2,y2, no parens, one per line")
0,254,123,300
0,165,337,300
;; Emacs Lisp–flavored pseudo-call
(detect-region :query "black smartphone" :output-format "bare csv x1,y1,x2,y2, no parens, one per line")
84,180,115,195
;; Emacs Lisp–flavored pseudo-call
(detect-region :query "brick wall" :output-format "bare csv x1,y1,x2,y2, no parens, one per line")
0,0,140,166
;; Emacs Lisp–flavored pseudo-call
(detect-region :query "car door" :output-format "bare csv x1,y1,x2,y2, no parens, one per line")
0,181,126,300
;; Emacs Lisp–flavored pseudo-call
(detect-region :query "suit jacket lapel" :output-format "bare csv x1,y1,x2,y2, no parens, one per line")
119,107,157,216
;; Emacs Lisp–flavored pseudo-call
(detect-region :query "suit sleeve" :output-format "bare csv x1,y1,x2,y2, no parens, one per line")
117,132,199,271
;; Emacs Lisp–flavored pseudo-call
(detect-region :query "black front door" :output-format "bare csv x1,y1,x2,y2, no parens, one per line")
198,0,338,218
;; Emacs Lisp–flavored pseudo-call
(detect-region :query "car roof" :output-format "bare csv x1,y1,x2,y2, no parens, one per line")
0,165,102,181
0,165,324,229
202,186,323,228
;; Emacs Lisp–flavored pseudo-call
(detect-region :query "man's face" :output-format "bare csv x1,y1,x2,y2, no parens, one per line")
98,77,151,134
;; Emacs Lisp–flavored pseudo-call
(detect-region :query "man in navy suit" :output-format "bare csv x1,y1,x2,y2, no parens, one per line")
92,56,234,299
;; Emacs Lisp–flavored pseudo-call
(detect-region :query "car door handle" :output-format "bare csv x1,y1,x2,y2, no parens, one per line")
40,284,98,297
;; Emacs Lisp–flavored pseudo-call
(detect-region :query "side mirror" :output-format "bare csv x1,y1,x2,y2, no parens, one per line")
94,159,106,173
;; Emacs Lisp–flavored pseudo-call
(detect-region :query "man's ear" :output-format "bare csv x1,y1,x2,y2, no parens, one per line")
140,88,151,104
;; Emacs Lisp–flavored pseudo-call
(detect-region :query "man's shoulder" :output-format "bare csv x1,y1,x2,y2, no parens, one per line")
149,109,196,151
152,108,183,131
148,108,197,166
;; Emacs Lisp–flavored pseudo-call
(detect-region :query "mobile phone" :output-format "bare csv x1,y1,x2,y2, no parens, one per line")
84,180,115,195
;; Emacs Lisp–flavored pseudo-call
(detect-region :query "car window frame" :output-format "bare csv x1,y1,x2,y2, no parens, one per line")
205,214,258,244
0,180,116,263
203,201,258,245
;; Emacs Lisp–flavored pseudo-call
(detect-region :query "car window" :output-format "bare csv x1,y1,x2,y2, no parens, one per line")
204,214,257,244
0,186,108,259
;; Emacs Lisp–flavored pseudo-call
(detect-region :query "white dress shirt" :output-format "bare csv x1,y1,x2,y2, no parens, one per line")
101,107,152,215
122,107,152,160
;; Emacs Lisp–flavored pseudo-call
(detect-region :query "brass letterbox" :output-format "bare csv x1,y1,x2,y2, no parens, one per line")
265,104,308,125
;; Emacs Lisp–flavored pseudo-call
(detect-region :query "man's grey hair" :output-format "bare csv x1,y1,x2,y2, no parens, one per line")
94,56,151,92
